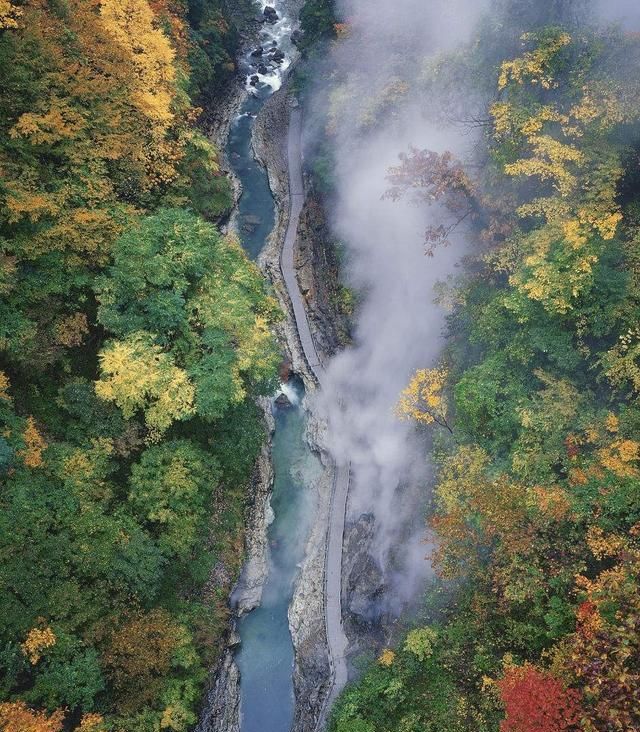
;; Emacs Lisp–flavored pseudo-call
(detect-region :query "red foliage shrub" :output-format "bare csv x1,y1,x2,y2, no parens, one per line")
498,664,582,732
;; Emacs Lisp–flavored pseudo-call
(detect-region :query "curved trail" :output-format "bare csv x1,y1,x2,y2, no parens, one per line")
279,106,350,728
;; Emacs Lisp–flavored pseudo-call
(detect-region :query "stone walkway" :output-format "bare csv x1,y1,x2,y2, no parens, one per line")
279,105,350,730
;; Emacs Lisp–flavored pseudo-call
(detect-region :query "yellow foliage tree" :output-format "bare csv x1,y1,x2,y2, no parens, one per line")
497,31,571,90
0,0,21,28
491,30,638,313
77,715,105,732
19,416,47,468
396,367,451,432
0,371,11,402
378,648,396,667
21,626,56,664
96,333,195,436
98,0,176,128
596,438,640,479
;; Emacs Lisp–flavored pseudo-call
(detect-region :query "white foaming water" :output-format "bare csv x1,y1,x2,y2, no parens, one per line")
275,380,301,406
265,503,275,526
244,0,297,93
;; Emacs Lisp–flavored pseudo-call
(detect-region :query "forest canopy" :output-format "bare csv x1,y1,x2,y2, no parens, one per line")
0,1,279,730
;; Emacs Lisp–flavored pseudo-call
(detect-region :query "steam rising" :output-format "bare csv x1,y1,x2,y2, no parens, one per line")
595,0,640,30
311,0,487,612
309,0,640,619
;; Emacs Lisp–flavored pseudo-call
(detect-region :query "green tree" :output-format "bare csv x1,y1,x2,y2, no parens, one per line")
27,634,104,712
96,209,280,424
128,441,220,559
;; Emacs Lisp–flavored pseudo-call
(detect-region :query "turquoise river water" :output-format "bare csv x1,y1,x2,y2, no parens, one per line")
228,4,321,732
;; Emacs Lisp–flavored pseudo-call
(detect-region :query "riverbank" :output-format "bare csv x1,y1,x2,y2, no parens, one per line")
255,86,338,732
197,5,338,731
196,2,363,726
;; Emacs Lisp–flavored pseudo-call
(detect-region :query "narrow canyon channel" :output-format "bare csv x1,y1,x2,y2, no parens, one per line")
225,3,324,732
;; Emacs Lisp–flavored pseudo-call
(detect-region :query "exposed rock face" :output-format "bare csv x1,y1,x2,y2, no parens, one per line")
231,399,275,615
263,5,279,23
195,642,241,732
342,515,387,658
295,195,351,357
287,415,334,732
200,38,257,148
275,392,292,408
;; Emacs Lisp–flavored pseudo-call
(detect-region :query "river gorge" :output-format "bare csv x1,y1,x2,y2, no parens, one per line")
198,0,478,730
2,2,637,731
197,2,348,730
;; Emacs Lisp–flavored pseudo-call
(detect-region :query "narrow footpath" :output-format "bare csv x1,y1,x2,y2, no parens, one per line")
279,105,350,728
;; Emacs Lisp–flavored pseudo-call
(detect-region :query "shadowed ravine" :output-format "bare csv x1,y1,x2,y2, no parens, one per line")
225,2,348,731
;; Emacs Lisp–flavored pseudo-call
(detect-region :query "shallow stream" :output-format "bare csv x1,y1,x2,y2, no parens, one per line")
233,379,320,732
228,4,321,732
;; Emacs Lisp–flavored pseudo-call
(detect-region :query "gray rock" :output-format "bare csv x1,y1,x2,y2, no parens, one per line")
195,649,240,732
341,514,388,653
263,5,278,23
275,392,292,408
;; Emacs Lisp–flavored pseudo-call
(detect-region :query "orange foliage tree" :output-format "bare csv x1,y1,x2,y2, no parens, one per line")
100,608,181,713
0,702,63,732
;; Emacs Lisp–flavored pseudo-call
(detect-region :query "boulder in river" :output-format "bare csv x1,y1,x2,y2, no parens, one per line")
274,393,292,409
249,74,260,86
257,63,269,75
241,213,261,233
270,48,285,63
250,46,264,57
263,6,278,23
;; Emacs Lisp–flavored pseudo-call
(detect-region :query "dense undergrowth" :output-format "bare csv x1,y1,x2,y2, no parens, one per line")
324,3,640,731
0,1,281,730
